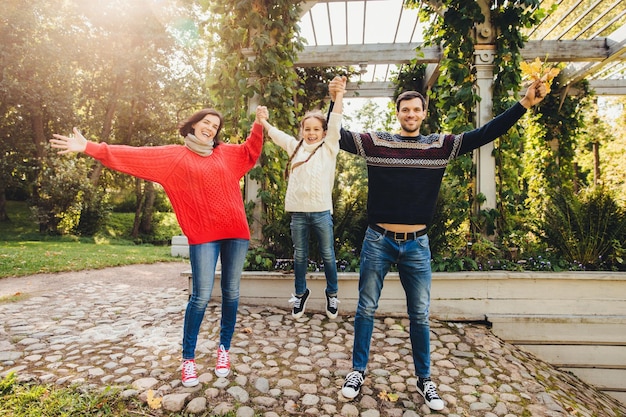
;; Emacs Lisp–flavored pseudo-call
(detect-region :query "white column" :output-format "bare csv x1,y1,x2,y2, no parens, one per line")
245,93,263,245
241,47,263,245
473,46,497,211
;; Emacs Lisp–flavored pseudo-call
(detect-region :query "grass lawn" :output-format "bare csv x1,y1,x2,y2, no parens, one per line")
0,201,184,279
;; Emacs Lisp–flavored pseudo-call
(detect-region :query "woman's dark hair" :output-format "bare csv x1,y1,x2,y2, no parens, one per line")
178,108,224,144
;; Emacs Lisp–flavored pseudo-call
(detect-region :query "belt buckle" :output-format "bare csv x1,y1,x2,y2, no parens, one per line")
394,231,407,241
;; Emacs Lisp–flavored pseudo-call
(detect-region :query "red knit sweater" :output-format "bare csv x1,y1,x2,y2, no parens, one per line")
84,123,264,245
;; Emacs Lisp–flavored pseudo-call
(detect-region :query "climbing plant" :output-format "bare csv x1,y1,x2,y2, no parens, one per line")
402,0,594,263
489,0,546,244
199,1,304,259
522,77,592,221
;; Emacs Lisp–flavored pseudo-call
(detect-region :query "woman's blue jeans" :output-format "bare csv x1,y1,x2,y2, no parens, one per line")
182,239,249,360
290,210,338,296
352,226,432,378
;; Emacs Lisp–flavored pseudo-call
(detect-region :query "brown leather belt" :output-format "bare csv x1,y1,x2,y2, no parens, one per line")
369,224,427,241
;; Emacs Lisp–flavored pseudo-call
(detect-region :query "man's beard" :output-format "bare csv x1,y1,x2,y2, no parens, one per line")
400,122,419,134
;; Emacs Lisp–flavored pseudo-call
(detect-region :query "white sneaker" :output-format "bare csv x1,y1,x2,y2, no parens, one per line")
341,370,364,399
417,377,444,411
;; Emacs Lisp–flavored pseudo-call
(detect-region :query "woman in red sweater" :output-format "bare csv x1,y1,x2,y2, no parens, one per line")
50,106,268,387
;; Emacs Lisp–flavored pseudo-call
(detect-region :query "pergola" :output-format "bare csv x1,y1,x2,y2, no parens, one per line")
293,0,626,211
296,0,626,97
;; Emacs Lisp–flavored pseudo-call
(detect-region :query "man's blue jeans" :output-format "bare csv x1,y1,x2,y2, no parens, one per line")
182,239,249,360
352,226,432,378
290,211,338,296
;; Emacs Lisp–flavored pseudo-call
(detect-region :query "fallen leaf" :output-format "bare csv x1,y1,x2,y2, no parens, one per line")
146,389,162,410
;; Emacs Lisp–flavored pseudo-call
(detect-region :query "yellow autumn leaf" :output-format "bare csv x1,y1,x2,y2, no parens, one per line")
378,390,399,402
521,56,560,94
543,67,560,82
387,392,399,402
146,389,162,410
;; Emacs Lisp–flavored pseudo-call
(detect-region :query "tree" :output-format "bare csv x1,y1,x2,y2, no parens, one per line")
1,0,208,236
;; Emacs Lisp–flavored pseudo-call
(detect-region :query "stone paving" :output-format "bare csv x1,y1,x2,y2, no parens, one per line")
1,262,625,417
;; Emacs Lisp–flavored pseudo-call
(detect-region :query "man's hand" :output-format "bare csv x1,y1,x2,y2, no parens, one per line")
328,75,347,101
520,79,547,109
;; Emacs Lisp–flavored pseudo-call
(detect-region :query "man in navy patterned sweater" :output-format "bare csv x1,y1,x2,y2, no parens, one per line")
329,76,547,411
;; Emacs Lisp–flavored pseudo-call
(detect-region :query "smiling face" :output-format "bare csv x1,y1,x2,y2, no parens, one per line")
396,97,426,137
301,115,327,145
191,114,221,143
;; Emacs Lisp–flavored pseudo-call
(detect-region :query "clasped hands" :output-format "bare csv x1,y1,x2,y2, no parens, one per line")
328,76,347,101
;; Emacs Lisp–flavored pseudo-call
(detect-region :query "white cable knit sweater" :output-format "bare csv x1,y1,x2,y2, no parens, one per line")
267,112,341,213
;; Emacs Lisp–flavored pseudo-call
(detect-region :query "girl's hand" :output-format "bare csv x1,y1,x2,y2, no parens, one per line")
50,127,88,154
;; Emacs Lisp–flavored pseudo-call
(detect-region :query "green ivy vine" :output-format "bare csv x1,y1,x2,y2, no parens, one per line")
401,0,593,256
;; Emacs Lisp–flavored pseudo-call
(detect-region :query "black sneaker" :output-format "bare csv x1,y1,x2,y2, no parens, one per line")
288,288,310,319
417,377,444,411
341,370,364,399
325,292,340,319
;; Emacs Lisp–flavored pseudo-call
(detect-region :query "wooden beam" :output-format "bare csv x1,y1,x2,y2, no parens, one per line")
296,39,610,67
296,43,439,66
338,79,626,98
588,79,626,96
561,25,626,86
343,81,395,98
423,63,441,90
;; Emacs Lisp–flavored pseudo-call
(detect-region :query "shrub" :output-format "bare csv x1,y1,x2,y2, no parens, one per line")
538,187,626,270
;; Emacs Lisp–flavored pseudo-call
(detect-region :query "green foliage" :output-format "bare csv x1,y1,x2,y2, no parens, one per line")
1,0,208,236
419,0,483,133
205,1,304,136
577,98,626,201
431,254,478,272
244,246,276,272
204,1,306,262
0,371,260,417
0,373,189,417
538,187,626,270
73,185,110,237
521,77,592,223
534,78,592,188
429,180,470,258
333,153,368,256
95,212,182,245
30,157,93,235
490,1,545,238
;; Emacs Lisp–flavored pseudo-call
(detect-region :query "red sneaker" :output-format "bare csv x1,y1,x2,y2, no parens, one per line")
181,359,198,387
215,344,230,377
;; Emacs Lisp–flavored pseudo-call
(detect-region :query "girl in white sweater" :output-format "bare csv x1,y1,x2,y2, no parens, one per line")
258,80,345,319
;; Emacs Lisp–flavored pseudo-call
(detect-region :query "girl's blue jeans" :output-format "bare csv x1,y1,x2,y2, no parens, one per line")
182,239,249,359
290,210,338,296
352,226,432,378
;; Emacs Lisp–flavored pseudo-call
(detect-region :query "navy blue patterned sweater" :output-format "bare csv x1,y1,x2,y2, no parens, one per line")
338,102,528,226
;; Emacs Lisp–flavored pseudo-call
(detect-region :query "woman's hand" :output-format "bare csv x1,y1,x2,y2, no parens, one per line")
255,106,270,127
50,127,88,154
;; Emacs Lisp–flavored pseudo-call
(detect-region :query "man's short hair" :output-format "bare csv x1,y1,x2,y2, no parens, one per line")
396,91,426,111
